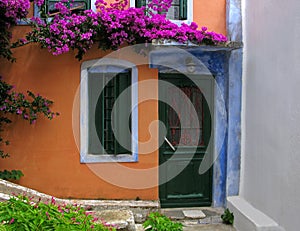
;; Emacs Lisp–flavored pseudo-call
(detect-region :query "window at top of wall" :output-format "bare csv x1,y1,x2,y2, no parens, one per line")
35,1,191,24
133,0,192,23
42,0,91,16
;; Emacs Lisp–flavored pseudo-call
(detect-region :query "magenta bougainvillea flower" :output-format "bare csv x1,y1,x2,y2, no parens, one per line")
1,0,227,60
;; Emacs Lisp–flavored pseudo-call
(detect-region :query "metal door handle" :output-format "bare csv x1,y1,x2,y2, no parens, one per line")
164,137,176,151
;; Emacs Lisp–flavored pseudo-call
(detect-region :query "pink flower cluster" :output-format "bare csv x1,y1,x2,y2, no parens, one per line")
0,76,59,124
25,0,227,59
0,0,30,22
0,0,44,22
147,0,173,13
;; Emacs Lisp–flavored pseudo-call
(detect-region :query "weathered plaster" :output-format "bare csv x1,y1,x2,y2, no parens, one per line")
237,0,300,230
150,46,242,207
225,0,243,200
226,0,243,42
226,49,242,197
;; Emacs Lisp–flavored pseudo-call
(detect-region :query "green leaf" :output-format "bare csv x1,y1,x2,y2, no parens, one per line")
143,212,182,231
221,208,234,225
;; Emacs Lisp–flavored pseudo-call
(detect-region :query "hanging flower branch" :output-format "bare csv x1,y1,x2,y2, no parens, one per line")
0,0,59,180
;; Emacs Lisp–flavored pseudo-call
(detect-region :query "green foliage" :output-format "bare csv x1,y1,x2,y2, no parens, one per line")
0,0,29,62
0,79,59,125
0,78,59,180
0,195,116,231
1,1,59,181
0,170,24,180
143,212,183,231
221,208,234,225
0,22,15,63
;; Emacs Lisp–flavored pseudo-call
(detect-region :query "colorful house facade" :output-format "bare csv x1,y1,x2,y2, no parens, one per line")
0,0,242,208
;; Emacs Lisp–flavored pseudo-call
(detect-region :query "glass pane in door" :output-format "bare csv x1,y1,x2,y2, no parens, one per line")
167,86,203,147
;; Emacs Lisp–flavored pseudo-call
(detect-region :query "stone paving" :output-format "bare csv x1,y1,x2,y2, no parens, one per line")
0,180,236,231
136,222,235,231
183,224,236,231
136,223,236,231
160,208,236,231
97,207,236,230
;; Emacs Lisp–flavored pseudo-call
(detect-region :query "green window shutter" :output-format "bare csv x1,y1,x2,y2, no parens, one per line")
179,0,187,20
89,72,131,155
135,0,147,8
88,72,104,154
44,0,90,14
113,73,132,154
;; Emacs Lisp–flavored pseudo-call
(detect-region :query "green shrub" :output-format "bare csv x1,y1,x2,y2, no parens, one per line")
0,170,23,180
221,208,234,225
143,212,183,231
0,195,115,231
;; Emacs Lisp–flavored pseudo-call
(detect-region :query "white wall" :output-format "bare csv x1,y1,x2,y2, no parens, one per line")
241,0,300,230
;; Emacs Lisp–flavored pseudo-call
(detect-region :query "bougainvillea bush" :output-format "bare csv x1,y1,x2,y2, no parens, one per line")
0,194,116,230
0,0,28,61
10,0,227,60
2,0,227,61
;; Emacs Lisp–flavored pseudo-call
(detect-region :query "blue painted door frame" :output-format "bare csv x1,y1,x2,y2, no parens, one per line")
150,45,242,207
149,0,243,207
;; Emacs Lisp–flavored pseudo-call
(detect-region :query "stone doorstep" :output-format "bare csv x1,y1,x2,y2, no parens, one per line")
94,209,136,231
160,207,224,223
183,209,206,219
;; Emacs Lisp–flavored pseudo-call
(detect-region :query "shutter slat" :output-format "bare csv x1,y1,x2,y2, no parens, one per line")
180,0,187,20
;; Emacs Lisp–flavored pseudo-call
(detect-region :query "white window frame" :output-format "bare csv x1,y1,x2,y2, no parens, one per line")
80,58,138,163
35,0,192,25
92,1,193,25
91,0,97,11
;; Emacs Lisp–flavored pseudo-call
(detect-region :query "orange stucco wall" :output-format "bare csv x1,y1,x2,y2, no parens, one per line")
0,0,226,200
193,0,226,35
0,26,159,200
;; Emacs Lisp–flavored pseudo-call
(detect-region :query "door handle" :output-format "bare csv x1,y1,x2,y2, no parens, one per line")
164,137,176,151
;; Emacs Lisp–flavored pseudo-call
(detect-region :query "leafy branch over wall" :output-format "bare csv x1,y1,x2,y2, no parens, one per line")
0,0,59,180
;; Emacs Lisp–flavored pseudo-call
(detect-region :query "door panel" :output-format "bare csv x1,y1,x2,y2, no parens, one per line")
159,73,213,208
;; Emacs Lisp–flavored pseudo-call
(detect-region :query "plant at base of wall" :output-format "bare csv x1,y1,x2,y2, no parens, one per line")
0,194,116,230
0,77,59,180
0,170,23,181
143,212,183,231
221,208,234,225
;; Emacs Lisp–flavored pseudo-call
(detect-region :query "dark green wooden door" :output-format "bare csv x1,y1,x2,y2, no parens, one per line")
159,73,214,208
